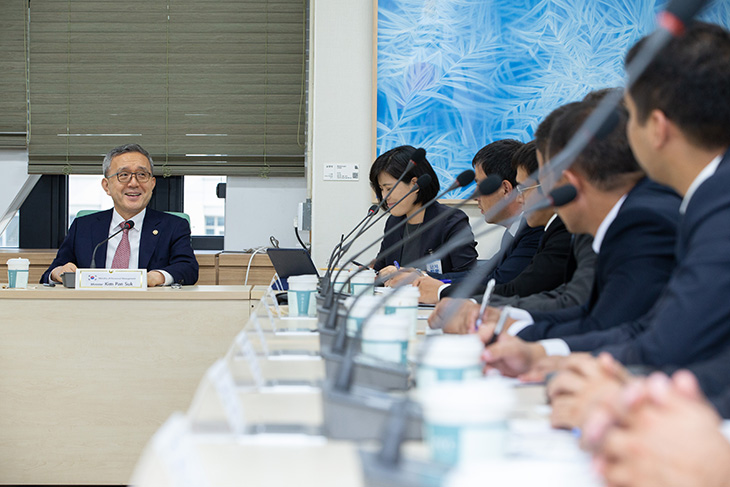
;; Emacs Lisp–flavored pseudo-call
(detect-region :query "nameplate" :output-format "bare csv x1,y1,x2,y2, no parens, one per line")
75,268,147,290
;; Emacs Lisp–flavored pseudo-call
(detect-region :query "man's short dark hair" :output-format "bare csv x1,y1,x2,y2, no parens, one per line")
535,104,578,157
626,22,730,149
472,139,523,187
369,145,440,204
103,143,154,176
547,101,643,191
511,140,538,176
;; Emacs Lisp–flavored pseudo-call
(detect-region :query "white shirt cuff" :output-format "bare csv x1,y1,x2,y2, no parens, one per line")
437,283,451,300
157,270,174,286
507,307,533,322
540,339,571,356
507,319,532,336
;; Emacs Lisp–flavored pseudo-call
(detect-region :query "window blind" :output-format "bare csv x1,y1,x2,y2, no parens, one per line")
28,0,306,177
0,0,28,149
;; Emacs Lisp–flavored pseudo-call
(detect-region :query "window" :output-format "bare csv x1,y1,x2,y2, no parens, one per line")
0,212,20,247
68,175,107,226
184,175,225,236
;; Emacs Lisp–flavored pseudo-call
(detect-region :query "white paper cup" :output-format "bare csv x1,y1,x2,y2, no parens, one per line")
7,258,30,289
383,285,420,337
330,269,351,294
345,295,383,336
417,335,484,389
361,314,411,364
420,378,515,466
287,274,319,317
350,268,376,296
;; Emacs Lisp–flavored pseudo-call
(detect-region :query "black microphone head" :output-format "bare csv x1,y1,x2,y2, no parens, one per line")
410,148,426,165
455,169,475,188
123,220,135,230
415,173,431,189
663,0,708,27
477,174,503,196
367,204,379,216
549,184,578,207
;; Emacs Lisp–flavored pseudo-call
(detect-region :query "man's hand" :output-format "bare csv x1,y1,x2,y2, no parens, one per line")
383,268,421,287
147,270,166,287
546,352,628,430
50,263,77,283
428,298,478,333
378,265,399,281
414,275,444,304
519,355,569,383
591,371,730,487
481,334,546,378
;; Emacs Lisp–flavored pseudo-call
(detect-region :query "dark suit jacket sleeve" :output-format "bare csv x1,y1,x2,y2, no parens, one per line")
492,220,571,298
438,209,478,273
600,200,730,367
155,215,199,285
41,219,81,283
517,187,679,343
484,226,542,285
490,233,596,312
709,390,730,419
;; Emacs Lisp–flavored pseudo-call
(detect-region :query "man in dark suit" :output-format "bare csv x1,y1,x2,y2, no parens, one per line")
479,100,680,376
42,143,199,286
416,139,544,303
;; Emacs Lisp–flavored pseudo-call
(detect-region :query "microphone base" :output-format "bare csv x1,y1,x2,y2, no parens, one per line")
321,383,423,441
321,348,411,392
358,449,450,487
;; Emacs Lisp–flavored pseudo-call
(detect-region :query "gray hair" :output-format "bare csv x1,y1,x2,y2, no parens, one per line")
103,143,154,176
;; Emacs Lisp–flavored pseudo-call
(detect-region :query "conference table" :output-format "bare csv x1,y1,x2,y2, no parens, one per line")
0,284,597,486
130,293,599,487
0,284,252,485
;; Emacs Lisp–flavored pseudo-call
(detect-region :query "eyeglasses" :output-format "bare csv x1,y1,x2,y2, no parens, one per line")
515,183,541,196
106,170,153,183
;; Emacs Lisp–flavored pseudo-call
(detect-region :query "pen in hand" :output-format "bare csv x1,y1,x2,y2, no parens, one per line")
487,305,512,345
474,278,496,332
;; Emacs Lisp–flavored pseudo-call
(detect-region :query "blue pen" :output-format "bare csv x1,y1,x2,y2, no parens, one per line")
440,279,452,284
393,261,400,270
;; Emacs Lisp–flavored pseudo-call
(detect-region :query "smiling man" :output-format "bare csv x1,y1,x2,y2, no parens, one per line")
42,143,199,287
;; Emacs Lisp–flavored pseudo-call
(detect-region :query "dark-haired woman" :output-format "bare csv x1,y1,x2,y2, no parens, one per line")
370,145,478,281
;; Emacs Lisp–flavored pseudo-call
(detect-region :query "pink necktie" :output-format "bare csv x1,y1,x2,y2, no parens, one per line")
111,224,131,268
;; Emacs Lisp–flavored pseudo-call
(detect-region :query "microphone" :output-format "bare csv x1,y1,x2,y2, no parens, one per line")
323,173,498,343
521,184,578,213
90,220,134,269
324,204,380,288
659,0,709,36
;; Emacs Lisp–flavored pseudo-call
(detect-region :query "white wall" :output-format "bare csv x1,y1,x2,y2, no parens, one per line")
224,176,308,251
308,0,502,268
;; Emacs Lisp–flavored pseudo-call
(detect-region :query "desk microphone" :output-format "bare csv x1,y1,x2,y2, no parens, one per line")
326,149,426,279
89,220,134,269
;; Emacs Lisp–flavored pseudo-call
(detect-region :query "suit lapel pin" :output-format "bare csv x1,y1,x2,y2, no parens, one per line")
153,229,159,235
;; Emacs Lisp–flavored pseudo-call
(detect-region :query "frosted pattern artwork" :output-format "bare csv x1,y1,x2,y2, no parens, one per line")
377,0,730,199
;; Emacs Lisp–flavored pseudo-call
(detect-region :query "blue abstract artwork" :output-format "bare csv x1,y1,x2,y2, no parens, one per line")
377,0,730,199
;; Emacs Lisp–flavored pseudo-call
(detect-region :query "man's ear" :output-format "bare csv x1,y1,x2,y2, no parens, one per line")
648,109,671,150
101,176,110,195
562,169,582,193
502,180,514,195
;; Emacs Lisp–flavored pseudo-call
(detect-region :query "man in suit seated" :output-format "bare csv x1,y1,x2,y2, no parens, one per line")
42,143,199,287
473,99,679,370
482,22,730,382
415,139,544,303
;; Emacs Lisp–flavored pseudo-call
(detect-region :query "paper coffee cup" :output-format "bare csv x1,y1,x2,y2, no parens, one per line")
361,314,411,364
287,274,319,317
7,258,30,289
350,268,376,296
344,295,383,336
420,378,515,466
417,335,484,389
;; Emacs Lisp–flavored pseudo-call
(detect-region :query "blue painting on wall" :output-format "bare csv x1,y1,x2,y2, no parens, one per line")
377,0,730,199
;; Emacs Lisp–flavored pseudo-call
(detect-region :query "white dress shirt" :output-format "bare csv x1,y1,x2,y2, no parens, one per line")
105,208,173,285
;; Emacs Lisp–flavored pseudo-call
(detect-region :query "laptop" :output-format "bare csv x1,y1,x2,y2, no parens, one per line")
266,248,320,281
